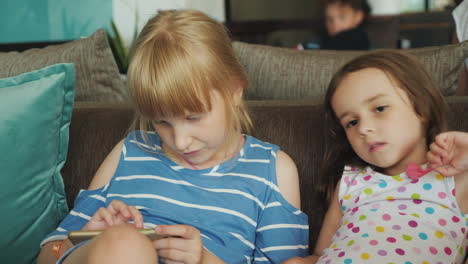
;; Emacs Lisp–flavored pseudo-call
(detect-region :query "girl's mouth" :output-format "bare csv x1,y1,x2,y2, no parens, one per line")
369,142,385,152
184,150,200,156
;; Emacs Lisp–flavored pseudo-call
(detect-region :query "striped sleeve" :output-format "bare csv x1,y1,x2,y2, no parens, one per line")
241,140,309,262
40,186,108,246
253,201,309,262
253,156,309,263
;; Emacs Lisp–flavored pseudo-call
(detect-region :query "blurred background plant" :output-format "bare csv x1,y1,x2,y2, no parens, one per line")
107,0,139,74
108,18,138,74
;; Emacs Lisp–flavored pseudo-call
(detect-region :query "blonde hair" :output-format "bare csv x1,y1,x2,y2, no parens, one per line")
127,9,252,150
321,50,448,202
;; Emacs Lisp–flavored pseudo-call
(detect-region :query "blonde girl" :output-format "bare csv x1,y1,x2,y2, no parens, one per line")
38,9,308,264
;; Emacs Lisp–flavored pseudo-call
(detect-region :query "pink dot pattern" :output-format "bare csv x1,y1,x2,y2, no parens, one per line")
317,166,468,264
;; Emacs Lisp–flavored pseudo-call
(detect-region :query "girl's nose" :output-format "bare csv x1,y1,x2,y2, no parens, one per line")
173,126,191,152
358,119,374,136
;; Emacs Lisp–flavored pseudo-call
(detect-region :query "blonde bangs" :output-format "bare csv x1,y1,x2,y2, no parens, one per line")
128,39,219,121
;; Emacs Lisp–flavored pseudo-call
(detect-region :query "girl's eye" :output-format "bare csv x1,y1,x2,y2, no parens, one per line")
186,115,201,121
376,105,387,112
154,120,169,125
345,120,358,128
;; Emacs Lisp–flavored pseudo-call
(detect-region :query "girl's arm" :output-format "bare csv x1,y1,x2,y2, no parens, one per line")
273,150,308,262
37,139,125,264
276,150,301,209
87,139,125,189
313,182,343,256
282,182,343,264
455,171,468,213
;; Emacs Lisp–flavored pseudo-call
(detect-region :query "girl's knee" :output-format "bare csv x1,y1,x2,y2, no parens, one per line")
87,225,157,263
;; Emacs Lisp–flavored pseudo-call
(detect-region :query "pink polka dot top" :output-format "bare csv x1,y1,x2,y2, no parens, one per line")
317,166,468,264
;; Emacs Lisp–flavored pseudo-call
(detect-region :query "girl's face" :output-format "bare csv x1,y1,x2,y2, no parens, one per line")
325,3,363,36
331,68,427,176
153,89,243,170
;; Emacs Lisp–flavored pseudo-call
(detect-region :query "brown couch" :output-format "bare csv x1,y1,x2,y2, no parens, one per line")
4,31,466,263
4,34,463,257
61,97,468,252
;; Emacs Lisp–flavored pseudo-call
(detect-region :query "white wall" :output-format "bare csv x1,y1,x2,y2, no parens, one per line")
369,0,454,15
113,0,225,47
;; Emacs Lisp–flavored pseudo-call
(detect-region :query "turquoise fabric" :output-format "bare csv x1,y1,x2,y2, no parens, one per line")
0,0,112,43
0,64,75,263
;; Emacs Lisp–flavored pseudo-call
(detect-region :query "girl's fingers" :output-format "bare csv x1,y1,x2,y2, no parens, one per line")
153,225,203,264
435,132,450,146
427,152,442,168
108,200,131,219
95,207,114,226
427,151,446,170
429,142,447,158
159,257,184,264
156,225,200,240
153,236,193,252
163,260,184,264
128,206,144,228
157,248,198,264
434,166,459,177
157,248,184,262
105,201,144,227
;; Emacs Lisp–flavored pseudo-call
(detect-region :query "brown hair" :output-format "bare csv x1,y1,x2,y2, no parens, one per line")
321,50,448,201
127,9,252,151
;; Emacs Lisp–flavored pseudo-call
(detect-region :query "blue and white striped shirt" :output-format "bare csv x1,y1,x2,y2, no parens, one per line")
42,131,309,263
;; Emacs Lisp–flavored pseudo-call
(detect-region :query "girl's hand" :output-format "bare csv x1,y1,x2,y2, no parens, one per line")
153,225,204,264
427,131,468,176
82,200,144,231
282,257,308,264
282,255,319,264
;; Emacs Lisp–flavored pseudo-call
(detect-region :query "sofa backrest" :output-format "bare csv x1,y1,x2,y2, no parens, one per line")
0,29,128,102
233,41,468,100
62,97,468,250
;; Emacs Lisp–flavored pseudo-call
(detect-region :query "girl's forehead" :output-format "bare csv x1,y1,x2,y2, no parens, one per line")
341,68,399,89
332,68,408,108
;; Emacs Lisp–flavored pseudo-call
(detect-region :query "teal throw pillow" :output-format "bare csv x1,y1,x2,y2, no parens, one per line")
0,63,75,263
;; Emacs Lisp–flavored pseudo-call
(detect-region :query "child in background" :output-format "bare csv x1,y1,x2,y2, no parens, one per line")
296,0,371,50
37,9,308,264
284,50,468,263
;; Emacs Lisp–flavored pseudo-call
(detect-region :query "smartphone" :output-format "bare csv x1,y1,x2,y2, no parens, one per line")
68,228,167,245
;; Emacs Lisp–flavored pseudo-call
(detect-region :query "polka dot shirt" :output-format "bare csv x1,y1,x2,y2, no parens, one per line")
317,166,468,264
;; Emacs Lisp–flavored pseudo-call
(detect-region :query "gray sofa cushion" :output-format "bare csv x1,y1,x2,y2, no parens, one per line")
234,41,468,100
0,29,127,102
